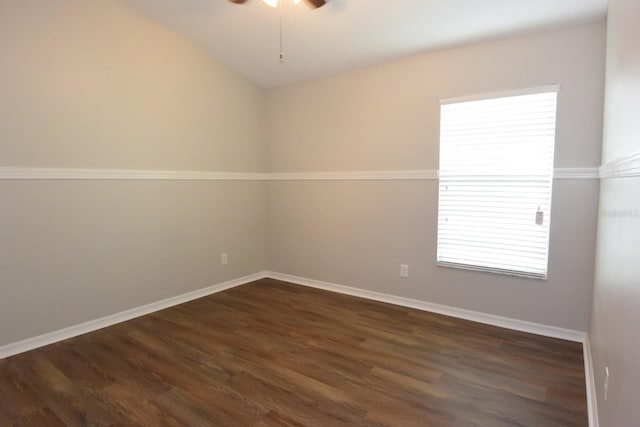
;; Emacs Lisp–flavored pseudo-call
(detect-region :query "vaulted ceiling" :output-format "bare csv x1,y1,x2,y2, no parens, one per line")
128,0,607,88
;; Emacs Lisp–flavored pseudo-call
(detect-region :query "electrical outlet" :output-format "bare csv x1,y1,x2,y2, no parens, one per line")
400,264,409,278
604,366,610,400
221,253,228,265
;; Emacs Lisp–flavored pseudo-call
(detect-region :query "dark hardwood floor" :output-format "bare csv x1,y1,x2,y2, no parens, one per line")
0,278,588,426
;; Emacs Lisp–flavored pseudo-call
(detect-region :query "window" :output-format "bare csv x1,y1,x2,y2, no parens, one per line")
436,87,558,279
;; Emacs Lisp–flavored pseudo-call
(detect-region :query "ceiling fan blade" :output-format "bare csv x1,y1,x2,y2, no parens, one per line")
305,0,326,8
228,0,325,8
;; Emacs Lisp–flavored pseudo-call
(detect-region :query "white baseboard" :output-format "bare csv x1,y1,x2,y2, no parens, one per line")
265,272,587,343
583,337,600,427
1,270,587,360
0,271,268,359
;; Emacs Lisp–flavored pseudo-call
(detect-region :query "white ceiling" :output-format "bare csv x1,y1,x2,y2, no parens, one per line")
127,0,607,88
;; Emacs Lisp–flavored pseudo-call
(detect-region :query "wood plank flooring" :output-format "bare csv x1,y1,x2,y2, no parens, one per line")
0,278,588,426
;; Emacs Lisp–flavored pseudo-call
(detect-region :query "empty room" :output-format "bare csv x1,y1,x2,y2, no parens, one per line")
0,0,638,426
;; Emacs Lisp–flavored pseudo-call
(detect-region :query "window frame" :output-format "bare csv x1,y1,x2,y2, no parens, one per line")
436,85,559,280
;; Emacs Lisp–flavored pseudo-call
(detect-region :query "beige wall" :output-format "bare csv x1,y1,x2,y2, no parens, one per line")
0,0,267,345
590,0,640,424
267,22,605,172
267,22,606,331
0,0,265,171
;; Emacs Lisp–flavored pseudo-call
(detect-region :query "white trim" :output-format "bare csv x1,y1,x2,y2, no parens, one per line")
272,168,597,181
268,170,439,181
599,151,640,179
0,167,267,181
554,167,600,179
0,167,601,181
0,272,268,359
584,337,600,427
265,272,587,343
440,84,560,105
0,167,440,181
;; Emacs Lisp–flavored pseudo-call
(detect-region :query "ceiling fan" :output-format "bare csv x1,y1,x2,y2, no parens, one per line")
229,0,326,9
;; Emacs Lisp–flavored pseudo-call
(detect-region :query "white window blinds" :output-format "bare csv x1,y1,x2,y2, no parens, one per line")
437,88,558,279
